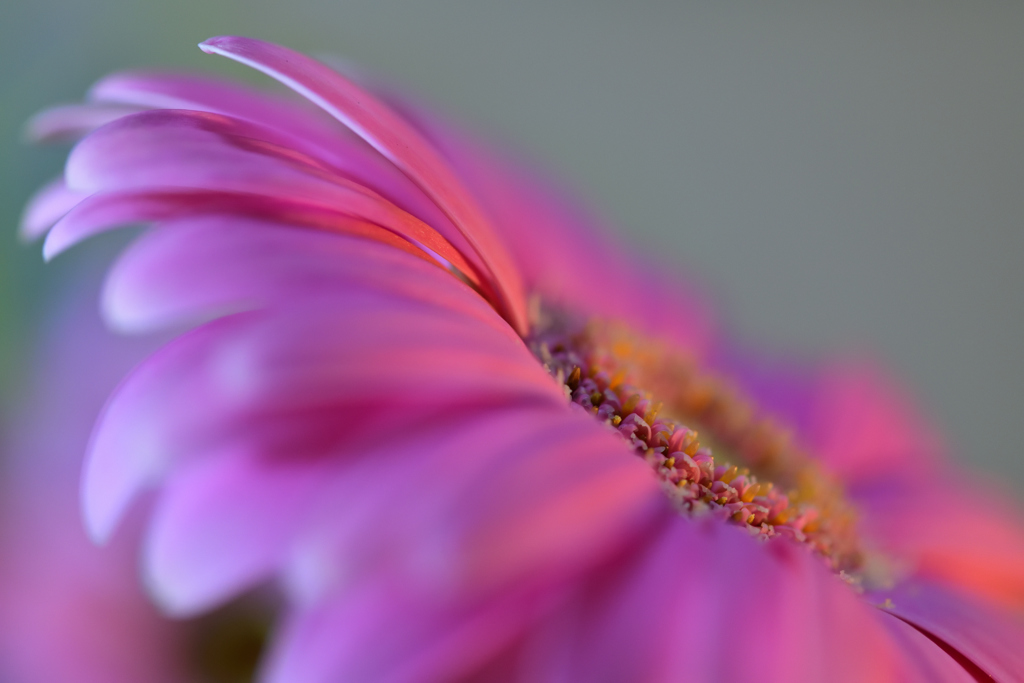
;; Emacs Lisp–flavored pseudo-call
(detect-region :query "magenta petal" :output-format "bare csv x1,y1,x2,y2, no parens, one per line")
19,178,89,241
85,292,560,542
262,577,546,683
90,70,479,263
877,615,977,683
420,408,662,596
203,301,561,414
42,189,451,276
876,581,1024,681
809,363,942,480
89,71,343,141
199,36,528,334
103,217,509,336
555,518,914,682
60,111,484,286
855,475,1024,607
144,448,327,616
82,318,236,542
725,360,943,483
24,102,142,143
64,109,334,195
276,405,656,606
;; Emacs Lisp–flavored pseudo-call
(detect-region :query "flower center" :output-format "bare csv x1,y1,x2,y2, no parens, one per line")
528,304,864,576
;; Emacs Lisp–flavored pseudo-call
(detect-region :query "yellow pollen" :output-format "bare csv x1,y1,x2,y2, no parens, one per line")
528,306,866,574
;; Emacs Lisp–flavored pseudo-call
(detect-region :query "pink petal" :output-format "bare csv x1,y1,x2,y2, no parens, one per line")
102,217,510,337
262,577,548,683
552,518,917,682
286,405,660,603
19,178,89,241
143,447,329,616
89,70,342,140
145,407,642,670
878,615,977,683
89,70,479,265
876,581,1024,681
42,189,438,270
420,407,662,596
85,293,560,543
199,36,528,334
200,300,560,416
809,362,943,480
856,475,1024,608
83,317,237,543
725,359,943,483
281,513,951,682
24,102,142,143
59,110,485,289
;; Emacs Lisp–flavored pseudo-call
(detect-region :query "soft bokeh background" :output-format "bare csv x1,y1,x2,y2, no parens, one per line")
2,1,1021,487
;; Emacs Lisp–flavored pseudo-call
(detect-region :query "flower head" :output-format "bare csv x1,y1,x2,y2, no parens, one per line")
22,36,1024,681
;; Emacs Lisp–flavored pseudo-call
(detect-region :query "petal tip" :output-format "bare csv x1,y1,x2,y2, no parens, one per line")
142,560,195,618
142,516,210,618
17,217,42,244
198,36,235,55
41,230,66,262
81,487,115,546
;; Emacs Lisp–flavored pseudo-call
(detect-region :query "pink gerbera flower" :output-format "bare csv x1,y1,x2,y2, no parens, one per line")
23,36,1024,682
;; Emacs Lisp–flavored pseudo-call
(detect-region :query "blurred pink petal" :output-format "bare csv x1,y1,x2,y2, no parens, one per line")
264,576,550,683
534,518,909,682
83,317,231,542
271,517,969,683
18,177,89,241
857,476,1024,606
877,582,1024,681
808,363,943,480
90,70,344,138
24,102,142,143
144,447,328,616
877,617,977,683
102,217,462,332
86,286,561,545
279,406,660,604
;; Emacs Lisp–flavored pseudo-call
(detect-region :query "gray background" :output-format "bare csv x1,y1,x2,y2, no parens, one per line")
2,1,1022,488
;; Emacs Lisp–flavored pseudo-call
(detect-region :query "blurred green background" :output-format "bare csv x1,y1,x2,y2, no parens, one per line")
2,1,1022,486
